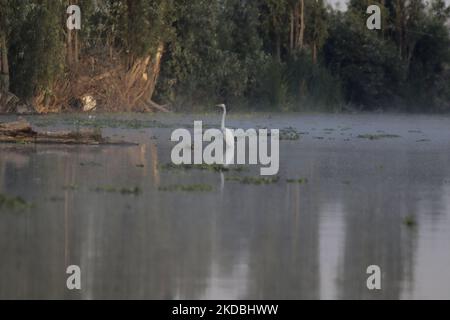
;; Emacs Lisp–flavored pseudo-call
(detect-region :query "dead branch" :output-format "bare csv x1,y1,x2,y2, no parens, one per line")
0,119,136,145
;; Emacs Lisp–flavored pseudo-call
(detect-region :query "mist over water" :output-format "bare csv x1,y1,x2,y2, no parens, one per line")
0,113,450,299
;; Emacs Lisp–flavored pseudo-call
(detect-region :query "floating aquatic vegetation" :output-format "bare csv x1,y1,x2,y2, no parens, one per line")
80,161,102,167
403,215,417,228
225,176,244,182
286,178,309,184
226,176,279,185
63,184,79,191
279,127,300,141
160,163,245,173
0,193,31,211
119,187,142,195
357,134,401,140
14,139,30,145
158,184,213,192
49,196,65,202
93,186,141,195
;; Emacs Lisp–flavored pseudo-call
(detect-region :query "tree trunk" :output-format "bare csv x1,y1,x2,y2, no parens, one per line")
74,30,79,64
275,33,281,62
272,15,281,62
395,0,405,59
66,0,79,66
67,28,73,65
312,42,317,64
0,33,9,92
290,10,294,52
299,0,305,50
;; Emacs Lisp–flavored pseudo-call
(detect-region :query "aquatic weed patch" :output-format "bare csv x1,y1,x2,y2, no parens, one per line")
160,163,246,173
279,127,300,141
0,193,32,211
63,184,79,191
286,178,309,184
93,186,141,195
226,176,279,185
358,134,401,140
79,161,102,167
403,215,417,228
158,184,213,192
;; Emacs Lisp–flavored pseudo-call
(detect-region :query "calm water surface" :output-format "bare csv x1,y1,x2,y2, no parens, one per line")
0,113,449,299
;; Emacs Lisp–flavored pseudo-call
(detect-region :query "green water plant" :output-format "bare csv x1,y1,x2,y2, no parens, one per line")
94,186,141,195
279,127,300,141
403,215,417,228
158,184,213,192
226,176,279,185
286,178,308,184
358,134,401,140
160,163,245,173
0,193,31,211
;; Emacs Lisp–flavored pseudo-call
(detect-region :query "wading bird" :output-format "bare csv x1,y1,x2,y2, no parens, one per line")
216,104,234,148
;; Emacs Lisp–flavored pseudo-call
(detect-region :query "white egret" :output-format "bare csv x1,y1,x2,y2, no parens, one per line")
216,104,234,148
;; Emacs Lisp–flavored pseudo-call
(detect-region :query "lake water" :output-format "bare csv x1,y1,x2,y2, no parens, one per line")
1,113,450,299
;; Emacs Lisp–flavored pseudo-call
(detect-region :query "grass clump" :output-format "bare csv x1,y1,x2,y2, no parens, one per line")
0,193,31,211
279,127,300,141
158,184,213,192
286,178,308,184
94,186,141,195
226,176,279,185
63,184,79,191
160,163,245,173
358,134,401,140
80,161,102,167
403,215,417,228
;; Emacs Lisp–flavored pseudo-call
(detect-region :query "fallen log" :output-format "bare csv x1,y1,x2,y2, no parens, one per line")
0,119,136,145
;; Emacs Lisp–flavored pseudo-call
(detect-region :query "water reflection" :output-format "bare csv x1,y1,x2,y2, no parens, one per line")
0,114,450,299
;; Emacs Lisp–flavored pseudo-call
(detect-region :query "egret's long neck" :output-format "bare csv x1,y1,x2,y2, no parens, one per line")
221,107,226,130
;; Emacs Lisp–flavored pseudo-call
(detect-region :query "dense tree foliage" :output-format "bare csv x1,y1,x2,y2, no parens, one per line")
0,0,449,112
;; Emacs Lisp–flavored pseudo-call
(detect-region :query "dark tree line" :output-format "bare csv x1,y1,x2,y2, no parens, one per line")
0,0,449,113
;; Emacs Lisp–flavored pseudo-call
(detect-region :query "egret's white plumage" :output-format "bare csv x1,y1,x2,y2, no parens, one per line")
216,104,234,148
